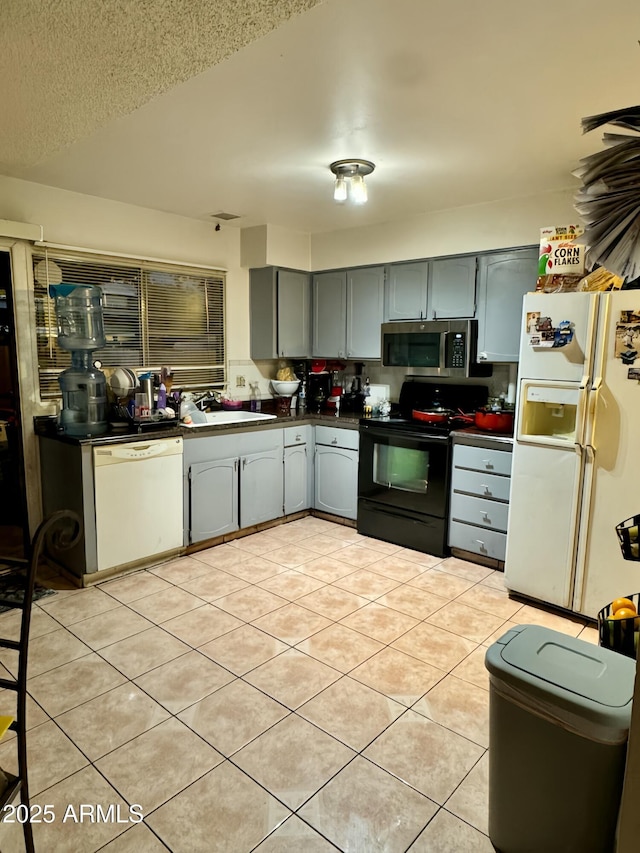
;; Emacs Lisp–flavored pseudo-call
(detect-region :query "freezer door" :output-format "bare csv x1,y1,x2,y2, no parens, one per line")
518,292,599,383
574,292,640,616
505,441,584,609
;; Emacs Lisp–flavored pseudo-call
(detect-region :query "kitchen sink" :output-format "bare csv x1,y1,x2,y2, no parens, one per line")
183,410,277,427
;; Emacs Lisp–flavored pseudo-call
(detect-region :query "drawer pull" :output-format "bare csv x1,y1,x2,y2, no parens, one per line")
481,512,491,524
331,438,338,445
482,485,492,496
483,460,494,469
474,539,488,553
295,434,301,442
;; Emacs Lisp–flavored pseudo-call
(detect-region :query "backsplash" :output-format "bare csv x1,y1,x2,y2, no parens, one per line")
233,358,518,405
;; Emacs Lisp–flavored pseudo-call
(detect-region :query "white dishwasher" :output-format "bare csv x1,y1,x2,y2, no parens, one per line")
93,437,183,571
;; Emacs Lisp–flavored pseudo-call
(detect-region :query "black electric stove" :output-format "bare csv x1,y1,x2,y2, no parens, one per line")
357,380,488,556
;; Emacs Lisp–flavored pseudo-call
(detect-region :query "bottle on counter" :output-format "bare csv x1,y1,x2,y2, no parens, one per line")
250,383,261,412
298,380,307,414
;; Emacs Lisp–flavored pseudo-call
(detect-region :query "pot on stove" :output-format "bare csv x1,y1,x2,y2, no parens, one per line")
474,406,514,433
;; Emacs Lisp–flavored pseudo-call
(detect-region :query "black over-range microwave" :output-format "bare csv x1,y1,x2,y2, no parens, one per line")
380,319,491,378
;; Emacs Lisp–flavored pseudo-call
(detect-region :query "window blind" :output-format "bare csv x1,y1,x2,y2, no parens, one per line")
32,248,225,398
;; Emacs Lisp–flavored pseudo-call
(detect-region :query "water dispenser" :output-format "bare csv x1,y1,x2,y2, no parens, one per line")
50,284,108,437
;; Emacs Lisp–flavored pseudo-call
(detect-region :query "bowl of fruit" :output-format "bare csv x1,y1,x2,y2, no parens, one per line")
598,594,640,659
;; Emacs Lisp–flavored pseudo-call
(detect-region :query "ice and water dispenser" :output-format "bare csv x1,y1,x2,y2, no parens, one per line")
50,284,108,437
518,381,581,444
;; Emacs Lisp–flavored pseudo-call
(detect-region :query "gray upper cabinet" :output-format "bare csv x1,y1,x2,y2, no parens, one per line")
476,248,538,362
429,256,476,319
347,267,384,358
312,271,347,357
250,266,311,359
385,257,476,321
313,267,384,358
385,262,428,320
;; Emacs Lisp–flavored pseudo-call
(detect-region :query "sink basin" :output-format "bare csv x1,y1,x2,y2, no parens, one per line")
183,410,277,428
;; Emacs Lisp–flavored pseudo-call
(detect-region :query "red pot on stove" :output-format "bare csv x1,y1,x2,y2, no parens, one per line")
412,407,454,425
474,407,514,433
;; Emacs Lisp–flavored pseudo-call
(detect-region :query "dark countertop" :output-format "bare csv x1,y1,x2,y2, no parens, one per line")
35,409,362,446
451,426,514,450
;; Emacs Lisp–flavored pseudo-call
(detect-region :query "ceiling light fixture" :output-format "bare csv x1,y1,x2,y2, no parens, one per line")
330,159,375,204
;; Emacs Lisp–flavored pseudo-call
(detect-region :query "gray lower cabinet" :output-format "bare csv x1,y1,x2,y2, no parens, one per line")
314,426,359,520
476,248,538,362
250,266,311,359
312,267,384,358
448,438,513,562
283,425,313,515
241,448,285,528
190,457,238,541
184,430,284,545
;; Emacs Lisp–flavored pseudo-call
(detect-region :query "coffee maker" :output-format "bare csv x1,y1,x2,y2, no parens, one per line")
341,362,366,414
307,372,331,414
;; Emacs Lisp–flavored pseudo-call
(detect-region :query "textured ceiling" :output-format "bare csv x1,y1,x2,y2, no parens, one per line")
3,1,640,234
0,0,323,171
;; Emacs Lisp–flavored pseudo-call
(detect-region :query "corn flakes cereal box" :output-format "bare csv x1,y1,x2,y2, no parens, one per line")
539,225,585,276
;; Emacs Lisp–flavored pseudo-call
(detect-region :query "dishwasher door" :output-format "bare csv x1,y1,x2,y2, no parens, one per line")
93,437,183,572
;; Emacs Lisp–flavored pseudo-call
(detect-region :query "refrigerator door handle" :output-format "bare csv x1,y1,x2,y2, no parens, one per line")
572,444,597,613
583,382,601,449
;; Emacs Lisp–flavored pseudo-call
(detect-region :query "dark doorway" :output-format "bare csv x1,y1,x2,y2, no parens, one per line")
0,251,29,558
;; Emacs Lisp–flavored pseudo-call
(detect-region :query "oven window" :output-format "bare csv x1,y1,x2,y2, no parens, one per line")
373,444,430,493
383,332,440,367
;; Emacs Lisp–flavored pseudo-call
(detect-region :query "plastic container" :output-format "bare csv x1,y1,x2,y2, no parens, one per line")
222,398,243,411
485,624,635,853
598,592,640,659
250,383,261,412
50,284,106,351
58,352,108,437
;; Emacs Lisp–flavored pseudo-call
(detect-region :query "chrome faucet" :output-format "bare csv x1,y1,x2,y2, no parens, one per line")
193,390,223,411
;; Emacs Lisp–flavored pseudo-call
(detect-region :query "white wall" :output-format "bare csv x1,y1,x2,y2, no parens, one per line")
240,224,311,271
310,188,577,269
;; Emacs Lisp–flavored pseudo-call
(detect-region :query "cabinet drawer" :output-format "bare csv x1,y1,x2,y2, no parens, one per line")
449,520,507,561
283,425,309,447
315,425,359,450
452,468,511,502
452,444,512,476
450,493,510,532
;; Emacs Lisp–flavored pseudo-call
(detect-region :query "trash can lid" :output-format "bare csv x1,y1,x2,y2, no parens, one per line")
492,625,634,707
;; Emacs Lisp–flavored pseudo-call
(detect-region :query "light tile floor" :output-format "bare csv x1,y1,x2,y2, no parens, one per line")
0,517,595,852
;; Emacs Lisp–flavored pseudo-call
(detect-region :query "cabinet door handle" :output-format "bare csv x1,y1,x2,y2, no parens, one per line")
242,457,246,469
234,458,238,471
478,352,488,361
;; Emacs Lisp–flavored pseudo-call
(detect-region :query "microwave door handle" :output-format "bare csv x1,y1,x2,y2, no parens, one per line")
439,330,449,368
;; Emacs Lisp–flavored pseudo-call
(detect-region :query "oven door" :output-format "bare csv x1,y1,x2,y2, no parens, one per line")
358,423,450,518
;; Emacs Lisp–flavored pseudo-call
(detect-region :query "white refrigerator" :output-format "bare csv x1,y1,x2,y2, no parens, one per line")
505,290,640,618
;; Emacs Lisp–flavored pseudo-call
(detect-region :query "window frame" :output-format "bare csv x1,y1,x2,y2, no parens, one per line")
32,246,226,399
